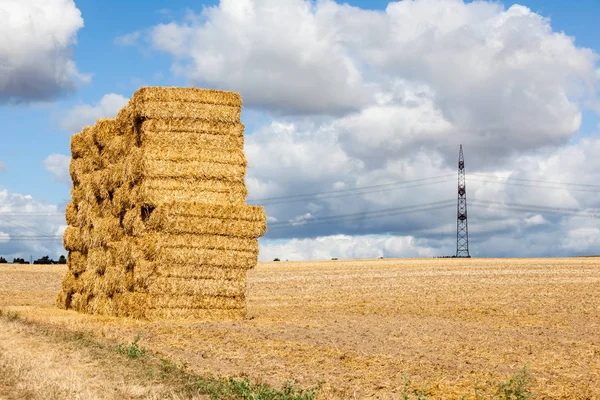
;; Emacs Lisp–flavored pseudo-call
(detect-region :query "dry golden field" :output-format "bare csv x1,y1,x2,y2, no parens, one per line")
1,258,599,399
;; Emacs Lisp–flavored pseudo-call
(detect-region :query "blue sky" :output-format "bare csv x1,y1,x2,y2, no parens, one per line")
1,0,599,260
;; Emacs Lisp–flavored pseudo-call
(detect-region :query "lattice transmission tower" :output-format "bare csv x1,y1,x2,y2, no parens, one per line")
456,144,470,257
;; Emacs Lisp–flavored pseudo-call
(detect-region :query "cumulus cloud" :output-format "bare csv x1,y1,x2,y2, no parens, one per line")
0,232,9,244
259,234,437,261
60,94,129,133
43,154,71,184
135,0,600,258
0,189,66,260
149,0,373,114
0,0,89,103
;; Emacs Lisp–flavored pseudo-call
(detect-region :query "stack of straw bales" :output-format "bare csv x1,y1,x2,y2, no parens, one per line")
57,87,267,320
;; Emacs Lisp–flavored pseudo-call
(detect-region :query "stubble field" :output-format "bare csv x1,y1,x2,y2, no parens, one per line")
1,257,599,399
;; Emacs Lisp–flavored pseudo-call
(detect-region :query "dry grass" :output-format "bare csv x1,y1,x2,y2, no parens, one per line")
2,258,599,398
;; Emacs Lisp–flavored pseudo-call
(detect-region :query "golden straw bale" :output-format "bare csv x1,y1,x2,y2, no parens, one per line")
143,276,246,297
63,226,89,252
101,134,134,168
133,259,157,289
107,239,137,270
122,206,147,237
134,178,248,206
141,130,245,152
87,295,115,316
65,202,78,226
76,200,100,228
153,202,266,221
90,216,123,247
150,247,258,268
69,157,98,185
141,119,244,135
148,216,266,238
138,159,247,182
61,271,83,293
146,202,267,238
67,251,87,274
70,293,91,313
134,100,241,122
132,87,242,107
93,118,118,148
56,290,71,309
111,184,134,215
103,266,133,295
139,233,258,257
148,263,247,281
70,127,98,159
80,270,98,295
87,247,112,274
142,145,246,166
71,182,96,206
119,148,247,183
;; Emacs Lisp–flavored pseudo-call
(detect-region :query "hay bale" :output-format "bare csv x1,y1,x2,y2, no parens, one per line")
61,271,83,293
93,118,117,149
126,87,242,122
123,153,247,182
63,226,87,252
70,127,98,159
56,289,72,309
149,247,259,268
65,202,78,226
134,178,248,206
59,86,267,321
67,251,87,274
135,260,247,281
148,215,266,238
143,276,246,297
139,233,258,256
141,119,245,136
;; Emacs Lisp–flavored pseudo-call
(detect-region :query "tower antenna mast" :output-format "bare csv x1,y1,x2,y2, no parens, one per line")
456,144,470,258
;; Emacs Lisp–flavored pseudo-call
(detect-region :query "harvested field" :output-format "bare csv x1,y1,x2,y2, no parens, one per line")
1,258,600,399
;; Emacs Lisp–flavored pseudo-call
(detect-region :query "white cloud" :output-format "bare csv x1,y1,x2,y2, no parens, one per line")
0,0,89,103
147,0,598,124
61,93,129,133
114,31,141,46
0,189,66,260
259,234,437,261
0,232,9,244
43,154,71,184
126,0,600,258
149,0,373,114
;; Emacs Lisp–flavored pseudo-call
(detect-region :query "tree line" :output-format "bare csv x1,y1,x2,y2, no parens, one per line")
0,255,67,264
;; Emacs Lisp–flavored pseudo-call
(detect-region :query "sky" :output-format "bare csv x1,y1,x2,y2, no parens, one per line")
0,0,599,261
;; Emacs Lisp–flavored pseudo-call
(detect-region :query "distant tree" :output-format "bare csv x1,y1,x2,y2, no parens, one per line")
0,257,7,263
58,255,67,264
273,258,280,262
331,258,338,260
13,257,26,264
33,255,54,265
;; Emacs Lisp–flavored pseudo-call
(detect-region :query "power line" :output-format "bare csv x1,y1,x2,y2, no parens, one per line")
267,200,456,230
470,173,600,189
247,174,455,205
